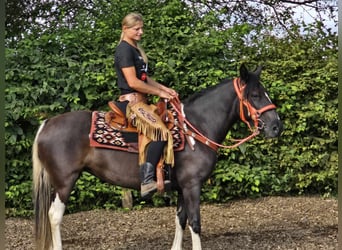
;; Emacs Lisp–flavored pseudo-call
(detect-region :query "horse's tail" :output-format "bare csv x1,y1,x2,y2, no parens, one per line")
32,120,52,250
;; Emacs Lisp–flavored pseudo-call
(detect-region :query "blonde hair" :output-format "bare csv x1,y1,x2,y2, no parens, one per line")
120,13,148,63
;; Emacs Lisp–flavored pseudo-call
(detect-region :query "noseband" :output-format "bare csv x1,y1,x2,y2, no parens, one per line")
170,77,277,151
234,78,276,131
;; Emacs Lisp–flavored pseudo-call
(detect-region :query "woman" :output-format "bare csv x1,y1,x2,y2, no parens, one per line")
114,13,178,199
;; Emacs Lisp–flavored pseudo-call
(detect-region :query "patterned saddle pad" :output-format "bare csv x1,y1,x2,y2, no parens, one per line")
89,111,185,152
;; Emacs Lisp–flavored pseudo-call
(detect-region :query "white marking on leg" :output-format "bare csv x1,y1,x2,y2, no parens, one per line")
48,193,65,250
171,215,184,250
189,226,202,250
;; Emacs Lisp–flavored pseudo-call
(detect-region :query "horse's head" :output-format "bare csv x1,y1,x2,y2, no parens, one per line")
237,64,283,138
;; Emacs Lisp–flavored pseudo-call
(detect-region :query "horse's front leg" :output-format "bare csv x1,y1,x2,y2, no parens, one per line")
183,185,202,250
171,193,188,250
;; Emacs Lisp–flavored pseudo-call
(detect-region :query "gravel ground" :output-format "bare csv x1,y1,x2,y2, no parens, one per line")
5,196,337,250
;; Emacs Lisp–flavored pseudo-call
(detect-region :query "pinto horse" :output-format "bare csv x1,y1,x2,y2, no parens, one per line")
32,64,282,250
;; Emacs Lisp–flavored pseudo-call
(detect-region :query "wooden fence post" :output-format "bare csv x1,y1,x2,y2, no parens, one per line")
121,188,133,209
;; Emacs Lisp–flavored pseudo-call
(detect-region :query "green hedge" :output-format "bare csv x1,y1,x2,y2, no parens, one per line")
5,1,337,216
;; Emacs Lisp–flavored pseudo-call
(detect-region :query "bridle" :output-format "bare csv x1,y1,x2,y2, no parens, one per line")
169,77,277,151
234,78,277,132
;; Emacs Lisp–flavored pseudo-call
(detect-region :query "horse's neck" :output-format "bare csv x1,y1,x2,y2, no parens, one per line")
183,81,239,143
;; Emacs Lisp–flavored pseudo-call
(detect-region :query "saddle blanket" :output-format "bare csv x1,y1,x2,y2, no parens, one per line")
89,111,185,152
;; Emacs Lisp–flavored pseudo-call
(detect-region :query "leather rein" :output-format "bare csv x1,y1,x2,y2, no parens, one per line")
169,78,277,151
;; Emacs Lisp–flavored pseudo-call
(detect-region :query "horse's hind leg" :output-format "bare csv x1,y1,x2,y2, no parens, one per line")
47,172,80,250
48,193,66,250
171,193,188,250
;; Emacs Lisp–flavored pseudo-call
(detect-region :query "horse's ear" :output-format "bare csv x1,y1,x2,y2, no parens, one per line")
254,65,263,77
239,64,249,82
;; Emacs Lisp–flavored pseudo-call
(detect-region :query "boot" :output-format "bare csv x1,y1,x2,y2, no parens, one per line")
140,162,157,199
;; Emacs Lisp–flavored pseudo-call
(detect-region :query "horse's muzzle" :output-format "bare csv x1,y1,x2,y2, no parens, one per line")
262,119,283,138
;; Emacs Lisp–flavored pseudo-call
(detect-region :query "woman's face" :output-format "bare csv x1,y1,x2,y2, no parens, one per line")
123,21,144,42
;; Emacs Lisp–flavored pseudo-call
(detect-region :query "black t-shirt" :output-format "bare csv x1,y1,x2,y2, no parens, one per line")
114,40,148,95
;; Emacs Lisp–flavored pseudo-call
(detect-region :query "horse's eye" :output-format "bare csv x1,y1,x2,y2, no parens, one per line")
251,93,259,99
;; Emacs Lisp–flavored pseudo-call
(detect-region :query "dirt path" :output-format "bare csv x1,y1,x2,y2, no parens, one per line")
5,196,337,249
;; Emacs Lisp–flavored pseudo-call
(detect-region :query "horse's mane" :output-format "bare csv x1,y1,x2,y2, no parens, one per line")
182,73,262,104
183,79,230,105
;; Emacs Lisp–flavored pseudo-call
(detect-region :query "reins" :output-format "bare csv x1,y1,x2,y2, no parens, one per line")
169,77,277,151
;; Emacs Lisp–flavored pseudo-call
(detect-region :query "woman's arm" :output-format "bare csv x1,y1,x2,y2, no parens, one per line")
146,76,178,98
122,67,178,100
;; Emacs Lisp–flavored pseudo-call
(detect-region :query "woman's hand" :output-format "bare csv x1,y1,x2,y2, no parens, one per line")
158,89,174,101
160,86,178,100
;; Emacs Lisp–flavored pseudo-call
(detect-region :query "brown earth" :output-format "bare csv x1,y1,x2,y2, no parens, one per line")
5,196,337,250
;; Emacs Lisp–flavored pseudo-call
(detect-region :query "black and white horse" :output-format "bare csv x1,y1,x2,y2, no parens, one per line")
32,64,282,249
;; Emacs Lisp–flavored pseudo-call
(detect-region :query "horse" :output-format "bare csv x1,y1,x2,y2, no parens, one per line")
32,64,282,250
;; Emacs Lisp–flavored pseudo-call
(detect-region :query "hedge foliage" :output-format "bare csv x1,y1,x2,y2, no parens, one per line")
5,0,337,216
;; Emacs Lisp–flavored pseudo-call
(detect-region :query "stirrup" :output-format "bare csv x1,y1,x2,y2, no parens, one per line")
164,180,171,192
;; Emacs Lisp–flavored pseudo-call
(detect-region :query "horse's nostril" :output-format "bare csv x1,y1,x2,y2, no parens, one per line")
272,121,283,136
